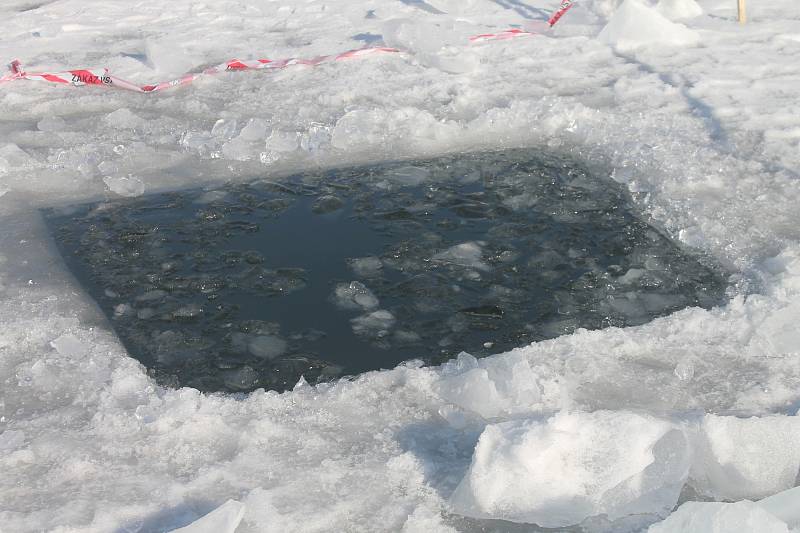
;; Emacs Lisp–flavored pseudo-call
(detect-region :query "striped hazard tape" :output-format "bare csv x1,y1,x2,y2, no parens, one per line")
0,2,577,94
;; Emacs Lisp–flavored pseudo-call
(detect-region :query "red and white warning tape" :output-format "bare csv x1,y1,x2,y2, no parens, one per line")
470,0,575,42
0,48,400,94
0,2,576,94
548,0,575,28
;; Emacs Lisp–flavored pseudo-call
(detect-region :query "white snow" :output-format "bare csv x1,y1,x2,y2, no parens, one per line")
691,414,800,501
172,500,246,533
656,0,703,20
2,0,800,531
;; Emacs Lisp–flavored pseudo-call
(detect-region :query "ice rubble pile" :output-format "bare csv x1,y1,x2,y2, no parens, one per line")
444,403,800,529
434,343,800,530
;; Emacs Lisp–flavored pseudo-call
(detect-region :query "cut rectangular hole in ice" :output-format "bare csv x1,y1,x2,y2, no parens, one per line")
45,149,729,393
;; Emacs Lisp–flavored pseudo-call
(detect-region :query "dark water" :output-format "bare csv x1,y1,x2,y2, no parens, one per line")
47,150,728,393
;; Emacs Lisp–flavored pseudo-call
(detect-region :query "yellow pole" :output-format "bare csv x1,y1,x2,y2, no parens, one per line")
738,0,746,24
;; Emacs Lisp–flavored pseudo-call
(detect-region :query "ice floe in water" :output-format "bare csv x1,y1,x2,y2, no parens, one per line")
332,281,380,310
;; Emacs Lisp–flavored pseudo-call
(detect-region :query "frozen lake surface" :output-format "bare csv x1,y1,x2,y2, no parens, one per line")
4,0,800,531
49,150,726,392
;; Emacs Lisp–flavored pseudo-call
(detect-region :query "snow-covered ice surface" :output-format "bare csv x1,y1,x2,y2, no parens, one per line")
2,0,800,531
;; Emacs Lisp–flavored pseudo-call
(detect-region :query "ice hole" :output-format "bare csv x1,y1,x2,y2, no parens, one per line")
46,150,728,392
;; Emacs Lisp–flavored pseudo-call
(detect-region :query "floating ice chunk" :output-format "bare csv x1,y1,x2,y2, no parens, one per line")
247,335,288,359
432,242,490,271
333,281,379,311
103,175,146,198
450,410,690,527
394,330,421,344
172,303,203,319
114,303,135,318
137,308,155,320
171,500,246,533
194,190,229,204
136,290,167,302
348,256,383,277
618,268,646,284
599,0,700,50
351,310,395,338
656,0,703,20
238,118,269,141
648,500,789,533
391,166,430,186
223,366,259,391
691,414,800,500
312,195,344,214
37,116,67,132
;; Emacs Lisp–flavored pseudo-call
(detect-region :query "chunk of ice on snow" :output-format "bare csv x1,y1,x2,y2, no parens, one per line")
0,143,34,169
435,352,542,419
103,175,146,198
265,129,299,152
450,410,690,527
648,500,789,533
238,118,269,141
50,334,84,358
171,500,245,533
599,0,700,50
211,118,238,140
691,414,800,500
